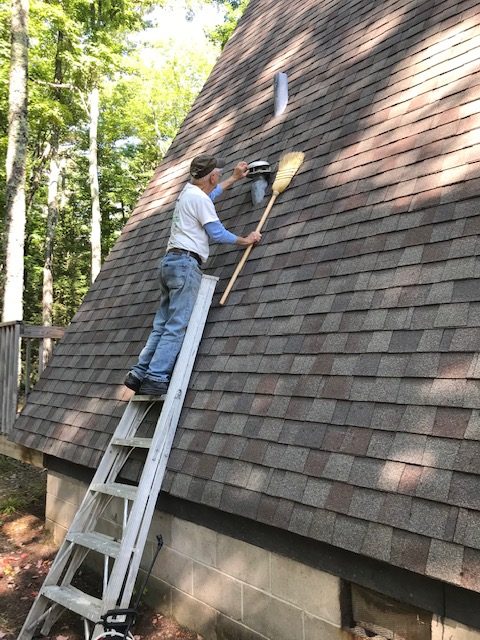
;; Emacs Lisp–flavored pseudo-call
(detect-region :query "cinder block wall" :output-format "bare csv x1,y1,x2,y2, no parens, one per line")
46,470,480,640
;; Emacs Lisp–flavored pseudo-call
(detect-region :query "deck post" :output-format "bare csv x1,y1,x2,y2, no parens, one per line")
0,321,21,435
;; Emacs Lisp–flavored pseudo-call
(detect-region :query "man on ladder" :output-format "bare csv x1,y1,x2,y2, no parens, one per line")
124,154,262,397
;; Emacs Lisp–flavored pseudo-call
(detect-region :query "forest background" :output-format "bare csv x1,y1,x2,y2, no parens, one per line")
0,0,248,331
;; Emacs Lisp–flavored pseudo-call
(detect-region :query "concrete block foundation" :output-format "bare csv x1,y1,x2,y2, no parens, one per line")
46,470,480,640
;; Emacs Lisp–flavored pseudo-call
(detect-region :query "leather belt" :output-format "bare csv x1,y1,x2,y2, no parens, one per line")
167,248,202,267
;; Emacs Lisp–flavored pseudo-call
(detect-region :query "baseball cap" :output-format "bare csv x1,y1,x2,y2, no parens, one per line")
190,154,226,179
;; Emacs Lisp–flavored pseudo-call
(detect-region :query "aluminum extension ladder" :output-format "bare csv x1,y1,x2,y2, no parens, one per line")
17,274,218,640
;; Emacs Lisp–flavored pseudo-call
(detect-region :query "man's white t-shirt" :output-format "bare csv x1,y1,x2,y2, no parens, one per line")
166,183,219,264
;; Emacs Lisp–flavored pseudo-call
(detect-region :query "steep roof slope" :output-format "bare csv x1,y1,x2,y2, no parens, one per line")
13,0,480,591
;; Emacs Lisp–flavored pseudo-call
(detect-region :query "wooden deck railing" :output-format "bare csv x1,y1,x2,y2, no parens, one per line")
0,322,65,436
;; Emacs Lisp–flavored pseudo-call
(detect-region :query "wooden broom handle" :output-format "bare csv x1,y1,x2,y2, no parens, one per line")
219,193,278,305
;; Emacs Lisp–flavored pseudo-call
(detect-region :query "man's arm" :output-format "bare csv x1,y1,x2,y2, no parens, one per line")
204,221,261,246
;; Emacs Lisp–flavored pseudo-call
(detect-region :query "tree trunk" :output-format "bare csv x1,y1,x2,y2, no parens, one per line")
3,0,29,322
88,86,102,283
40,148,63,371
40,30,65,370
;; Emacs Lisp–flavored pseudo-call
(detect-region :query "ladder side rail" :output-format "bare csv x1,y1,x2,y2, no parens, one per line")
63,402,153,535
67,402,153,535
99,275,218,616
23,602,60,635
39,540,77,587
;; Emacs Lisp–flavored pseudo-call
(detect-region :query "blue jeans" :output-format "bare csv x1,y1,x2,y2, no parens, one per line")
131,253,202,383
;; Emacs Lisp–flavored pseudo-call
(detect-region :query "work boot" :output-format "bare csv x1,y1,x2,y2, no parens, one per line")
138,378,168,396
124,371,142,393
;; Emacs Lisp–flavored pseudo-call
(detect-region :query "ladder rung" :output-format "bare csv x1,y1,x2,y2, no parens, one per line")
66,531,121,558
42,585,102,622
91,482,138,501
111,437,152,448
130,394,166,401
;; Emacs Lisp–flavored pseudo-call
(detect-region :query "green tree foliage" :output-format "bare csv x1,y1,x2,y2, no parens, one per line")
207,0,249,48
98,40,216,239
1,0,247,327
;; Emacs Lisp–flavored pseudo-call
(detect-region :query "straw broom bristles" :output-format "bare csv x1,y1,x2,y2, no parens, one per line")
271,151,305,194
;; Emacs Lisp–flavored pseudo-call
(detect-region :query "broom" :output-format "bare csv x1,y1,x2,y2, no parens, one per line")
219,151,305,305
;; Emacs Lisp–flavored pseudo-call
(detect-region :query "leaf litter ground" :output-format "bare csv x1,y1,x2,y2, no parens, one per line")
0,455,201,640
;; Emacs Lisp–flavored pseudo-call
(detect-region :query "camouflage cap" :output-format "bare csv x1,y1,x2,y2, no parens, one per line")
189,154,226,179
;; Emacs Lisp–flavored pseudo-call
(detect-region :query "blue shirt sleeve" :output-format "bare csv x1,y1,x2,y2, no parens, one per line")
204,221,238,244
209,185,224,202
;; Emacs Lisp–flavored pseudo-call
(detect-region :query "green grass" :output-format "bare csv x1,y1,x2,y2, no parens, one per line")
0,494,30,516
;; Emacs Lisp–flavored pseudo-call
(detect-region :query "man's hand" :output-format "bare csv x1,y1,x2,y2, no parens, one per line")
236,230,262,246
220,161,249,192
232,161,249,182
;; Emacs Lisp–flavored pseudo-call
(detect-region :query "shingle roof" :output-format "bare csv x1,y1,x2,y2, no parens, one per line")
12,0,480,592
